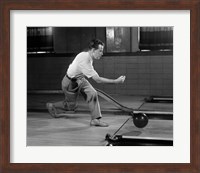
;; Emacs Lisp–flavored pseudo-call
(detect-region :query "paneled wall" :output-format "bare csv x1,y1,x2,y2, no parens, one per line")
27,54,173,96
93,55,172,96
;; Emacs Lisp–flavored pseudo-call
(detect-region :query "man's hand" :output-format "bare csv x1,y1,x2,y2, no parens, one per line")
92,74,126,84
115,76,126,83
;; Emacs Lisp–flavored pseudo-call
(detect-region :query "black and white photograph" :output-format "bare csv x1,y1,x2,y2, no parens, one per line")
2,0,200,171
27,26,173,146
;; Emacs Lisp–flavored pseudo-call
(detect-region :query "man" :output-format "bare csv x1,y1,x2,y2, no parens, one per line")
47,39,126,127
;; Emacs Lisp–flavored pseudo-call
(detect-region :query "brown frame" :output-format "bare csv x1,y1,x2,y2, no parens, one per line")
0,0,199,173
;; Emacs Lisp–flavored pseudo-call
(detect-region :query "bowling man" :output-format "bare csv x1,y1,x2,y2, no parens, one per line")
47,39,126,127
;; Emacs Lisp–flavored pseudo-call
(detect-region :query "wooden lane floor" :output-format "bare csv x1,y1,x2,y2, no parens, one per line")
27,112,173,146
27,93,173,146
27,112,130,146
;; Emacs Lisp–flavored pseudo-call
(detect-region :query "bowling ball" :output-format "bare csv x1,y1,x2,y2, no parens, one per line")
133,113,148,128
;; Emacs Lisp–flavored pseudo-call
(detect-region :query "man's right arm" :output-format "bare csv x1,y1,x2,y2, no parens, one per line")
92,74,126,84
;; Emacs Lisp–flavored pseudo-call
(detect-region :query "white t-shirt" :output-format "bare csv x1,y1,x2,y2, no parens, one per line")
67,52,99,78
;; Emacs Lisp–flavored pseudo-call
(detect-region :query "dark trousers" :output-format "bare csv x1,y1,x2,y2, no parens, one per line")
53,75,102,120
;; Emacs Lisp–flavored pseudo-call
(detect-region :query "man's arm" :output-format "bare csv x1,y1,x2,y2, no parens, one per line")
92,74,126,84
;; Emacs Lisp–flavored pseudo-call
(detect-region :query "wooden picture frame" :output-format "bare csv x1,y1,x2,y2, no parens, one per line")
0,0,199,172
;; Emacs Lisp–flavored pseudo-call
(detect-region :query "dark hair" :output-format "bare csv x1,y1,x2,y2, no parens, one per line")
88,39,104,50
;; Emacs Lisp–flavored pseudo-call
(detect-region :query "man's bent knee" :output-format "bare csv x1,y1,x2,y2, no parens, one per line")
87,90,98,103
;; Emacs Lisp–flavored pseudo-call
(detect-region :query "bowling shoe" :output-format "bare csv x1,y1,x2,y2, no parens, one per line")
46,103,57,118
90,119,109,127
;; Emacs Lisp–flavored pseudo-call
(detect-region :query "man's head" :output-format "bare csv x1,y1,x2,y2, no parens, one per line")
88,39,104,60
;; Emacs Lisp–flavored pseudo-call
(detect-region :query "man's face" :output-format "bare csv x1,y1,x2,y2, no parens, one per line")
93,45,104,60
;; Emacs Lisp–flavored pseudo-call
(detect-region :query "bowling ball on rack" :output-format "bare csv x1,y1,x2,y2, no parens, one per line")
133,113,148,128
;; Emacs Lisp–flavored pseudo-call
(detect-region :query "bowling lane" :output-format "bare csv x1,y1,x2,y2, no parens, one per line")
27,93,173,146
27,112,131,146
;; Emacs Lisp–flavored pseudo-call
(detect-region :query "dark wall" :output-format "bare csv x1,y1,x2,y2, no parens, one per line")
27,56,73,90
27,54,173,96
27,27,173,96
53,27,106,53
